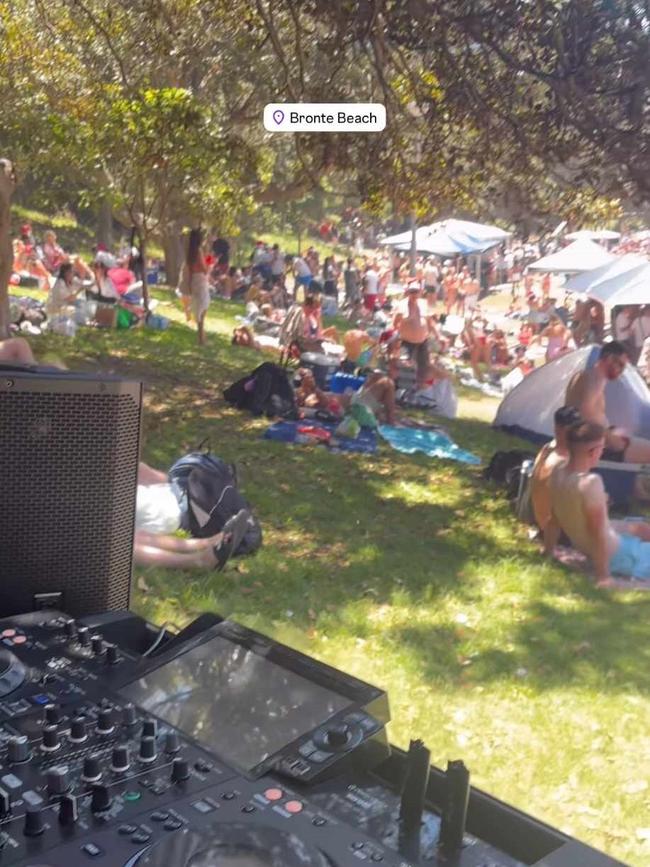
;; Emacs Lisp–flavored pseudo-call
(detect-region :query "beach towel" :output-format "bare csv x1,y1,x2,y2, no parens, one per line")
378,425,481,465
264,420,377,454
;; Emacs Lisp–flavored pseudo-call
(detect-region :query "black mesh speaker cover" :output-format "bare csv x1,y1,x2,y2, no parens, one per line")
0,366,142,617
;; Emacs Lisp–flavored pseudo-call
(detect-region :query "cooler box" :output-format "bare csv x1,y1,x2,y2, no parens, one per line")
594,460,648,509
300,352,339,389
329,372,365,394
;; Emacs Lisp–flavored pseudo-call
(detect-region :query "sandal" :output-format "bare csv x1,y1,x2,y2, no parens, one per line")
213,509,251,571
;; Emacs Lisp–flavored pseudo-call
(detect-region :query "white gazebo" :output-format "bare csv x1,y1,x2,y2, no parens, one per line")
565,229,621,242
566,254,648,300
381,219,510,256
528,239,615,273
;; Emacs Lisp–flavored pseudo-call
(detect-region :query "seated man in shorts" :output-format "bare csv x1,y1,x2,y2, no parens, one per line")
530,405,581,543
546,421,650,587
565,340,650,463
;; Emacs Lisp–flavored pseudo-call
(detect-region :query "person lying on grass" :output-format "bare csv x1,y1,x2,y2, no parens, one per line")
545,421,650,589
135,462,250,571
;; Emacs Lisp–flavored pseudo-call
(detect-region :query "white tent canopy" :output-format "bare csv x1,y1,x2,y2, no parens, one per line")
565,229,621,241
494,346,650,441
528,239,615,273
381,219,510,256
565,254,650,306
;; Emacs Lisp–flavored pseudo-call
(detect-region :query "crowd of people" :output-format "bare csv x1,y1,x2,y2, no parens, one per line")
5,218,650,586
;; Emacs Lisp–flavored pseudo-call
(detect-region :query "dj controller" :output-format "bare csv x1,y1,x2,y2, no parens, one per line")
0,609,624,867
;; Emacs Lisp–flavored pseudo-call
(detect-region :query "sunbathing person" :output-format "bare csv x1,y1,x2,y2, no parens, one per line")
294,368,332,412
546,421,650,587
232,326,261,350
530,405,582,543
565,340,650,463
135,462,250,570
348,369,397,425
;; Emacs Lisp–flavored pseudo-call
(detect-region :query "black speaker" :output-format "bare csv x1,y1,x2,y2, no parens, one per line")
0,365,142,617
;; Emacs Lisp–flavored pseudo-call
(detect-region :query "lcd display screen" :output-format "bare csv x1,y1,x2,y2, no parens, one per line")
120,635,350,773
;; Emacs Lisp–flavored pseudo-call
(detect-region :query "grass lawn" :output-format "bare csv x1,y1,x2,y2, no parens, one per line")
25,289,650,866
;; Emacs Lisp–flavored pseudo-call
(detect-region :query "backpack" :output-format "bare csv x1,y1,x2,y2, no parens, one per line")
168,452,262,555
483,450,535,490
223,362,298,418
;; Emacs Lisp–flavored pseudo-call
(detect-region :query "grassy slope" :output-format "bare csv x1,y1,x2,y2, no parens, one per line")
25,290,650,866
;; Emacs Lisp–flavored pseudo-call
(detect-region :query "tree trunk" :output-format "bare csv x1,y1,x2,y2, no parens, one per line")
0,159,17,340
161,220,183,288
97,197,113,249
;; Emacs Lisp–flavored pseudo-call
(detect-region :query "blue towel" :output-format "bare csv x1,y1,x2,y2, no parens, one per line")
264,420,377,454
378,425,481,465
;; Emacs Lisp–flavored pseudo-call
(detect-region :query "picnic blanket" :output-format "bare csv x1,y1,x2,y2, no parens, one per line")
264,420,377,454
378,425,481,465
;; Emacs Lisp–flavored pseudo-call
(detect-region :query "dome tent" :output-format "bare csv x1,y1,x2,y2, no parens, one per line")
494,346,650,443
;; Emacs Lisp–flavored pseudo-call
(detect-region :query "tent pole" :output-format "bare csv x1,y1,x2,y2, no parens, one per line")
409,212,417,277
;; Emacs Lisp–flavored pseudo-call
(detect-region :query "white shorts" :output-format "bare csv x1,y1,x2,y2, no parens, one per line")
190,273,210,319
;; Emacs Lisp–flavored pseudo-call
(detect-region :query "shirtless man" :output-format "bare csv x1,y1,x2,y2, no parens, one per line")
342,327,375,372
530,405,581,541
546,421,650,587
0,337,36,365
565,340,650,463
393,285,432,388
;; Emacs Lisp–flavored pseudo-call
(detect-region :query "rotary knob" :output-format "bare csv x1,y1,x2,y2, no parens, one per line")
121,703,138,728
111,744,130,773
91,635,105,656
171,757,190,783
47,766,71,796
58,793,79,826
69,716,88,743
105,643,120,665
41,724,60,752
7,735,30,764
23,805,45,837
142,719,157,739
96,707,115,734
90,783,111,813
82,755,102,783
44,704,60,725
64,619,78,639
164,732,181,755
139,736,157,763
77,626,91,648
325,724,350,749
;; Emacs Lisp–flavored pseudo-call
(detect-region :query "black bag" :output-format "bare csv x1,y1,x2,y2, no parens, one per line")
223,362,297,418
169,452,262,555
483,449,535,490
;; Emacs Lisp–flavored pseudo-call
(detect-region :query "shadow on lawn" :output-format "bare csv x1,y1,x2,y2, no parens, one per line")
389,591,650,695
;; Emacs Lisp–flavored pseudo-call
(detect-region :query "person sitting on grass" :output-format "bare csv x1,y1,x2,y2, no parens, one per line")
545,421,650,588
342,326,375,372
47,262,82,317
530,405,582,544
347,369,397,425
135,462,250,571
294,368,334,412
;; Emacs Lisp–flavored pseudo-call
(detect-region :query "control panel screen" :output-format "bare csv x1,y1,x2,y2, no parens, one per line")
120,635,350,773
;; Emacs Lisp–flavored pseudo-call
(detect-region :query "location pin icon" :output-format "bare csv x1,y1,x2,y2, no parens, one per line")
272,109,285,125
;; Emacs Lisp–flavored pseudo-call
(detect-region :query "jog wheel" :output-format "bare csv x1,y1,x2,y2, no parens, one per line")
136,823,333,867
0,649,27,697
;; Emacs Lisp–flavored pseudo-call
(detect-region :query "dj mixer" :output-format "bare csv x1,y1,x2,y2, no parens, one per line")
0,610,624,867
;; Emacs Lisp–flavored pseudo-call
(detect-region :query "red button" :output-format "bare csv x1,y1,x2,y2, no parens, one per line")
264,788,283,802
1,629,16,638
12,636,27,645
285,800,303,814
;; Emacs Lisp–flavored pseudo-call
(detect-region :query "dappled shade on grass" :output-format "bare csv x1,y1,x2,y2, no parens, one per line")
27,291,650,867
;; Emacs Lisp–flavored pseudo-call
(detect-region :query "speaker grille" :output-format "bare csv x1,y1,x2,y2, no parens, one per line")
0,374,142,617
